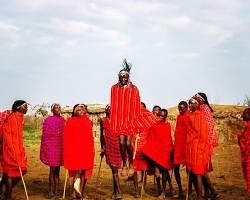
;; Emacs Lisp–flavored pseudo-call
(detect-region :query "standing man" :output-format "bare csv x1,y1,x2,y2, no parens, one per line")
0,100,29,200
173,101,189,198
100,105,122,199
110,59,142,177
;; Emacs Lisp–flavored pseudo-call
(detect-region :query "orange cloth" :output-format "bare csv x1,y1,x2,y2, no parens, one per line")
1,112,27,177
186,110,210,175
110,83,141,135
173,111,189,165
142,121,173,169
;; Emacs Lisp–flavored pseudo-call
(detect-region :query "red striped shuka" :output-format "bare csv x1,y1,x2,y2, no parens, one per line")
110,83,142,136
186,110,210,175
238,121,250,195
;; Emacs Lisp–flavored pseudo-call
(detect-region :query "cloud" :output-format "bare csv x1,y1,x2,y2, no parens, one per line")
172,52,201,60
48,18,130,46
0,21,20,50
77,2,128,26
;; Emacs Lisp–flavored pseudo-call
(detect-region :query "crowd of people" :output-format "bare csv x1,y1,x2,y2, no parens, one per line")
0,60,249,200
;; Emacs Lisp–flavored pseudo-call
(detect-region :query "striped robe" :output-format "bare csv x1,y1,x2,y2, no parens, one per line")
133,108,158,171
186,110,210,175
110,83,142,136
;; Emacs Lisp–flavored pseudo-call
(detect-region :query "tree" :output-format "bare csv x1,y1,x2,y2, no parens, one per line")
243,95,250,106
31,103,50,117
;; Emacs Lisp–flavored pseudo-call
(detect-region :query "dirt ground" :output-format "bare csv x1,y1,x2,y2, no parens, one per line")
7,144,248,200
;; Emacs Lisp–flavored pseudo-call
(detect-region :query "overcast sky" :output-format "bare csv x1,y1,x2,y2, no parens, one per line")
0,0,249,111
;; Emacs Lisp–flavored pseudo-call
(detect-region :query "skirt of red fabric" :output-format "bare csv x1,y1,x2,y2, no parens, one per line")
134,153,147,172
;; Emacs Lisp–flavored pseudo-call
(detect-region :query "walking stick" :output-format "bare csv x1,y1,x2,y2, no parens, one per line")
62,170,68,199
18,167,29,200
140,170,147,199
95,156,103,199
133,134,139,160
186,170,190,200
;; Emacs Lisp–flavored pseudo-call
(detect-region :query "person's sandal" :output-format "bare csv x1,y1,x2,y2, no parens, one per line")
157,192,166,200
73,178,81,196
115,193,123,199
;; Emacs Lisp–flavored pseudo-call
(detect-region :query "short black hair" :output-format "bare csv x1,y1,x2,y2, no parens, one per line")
161,108,168,117
178,101,188,108
12,100,26,112
141,102,146,108
153,105,161,110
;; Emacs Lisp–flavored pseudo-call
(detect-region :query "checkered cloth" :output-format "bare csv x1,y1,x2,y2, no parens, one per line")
40,116,65,167
102,117,122,169
200,105,218,156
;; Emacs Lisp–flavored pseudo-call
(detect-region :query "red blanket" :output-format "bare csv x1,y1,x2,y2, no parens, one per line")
186,110,209,175
1,112,27,177
63,115,94,171
110,83,141,135
142,121,173,169
238,121,250,195
174,111,189,165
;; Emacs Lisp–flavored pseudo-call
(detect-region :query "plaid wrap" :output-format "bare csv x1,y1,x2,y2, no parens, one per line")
102,117,122,169
40,116,65,167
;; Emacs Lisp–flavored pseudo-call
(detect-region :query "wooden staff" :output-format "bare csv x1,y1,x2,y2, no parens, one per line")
62,170,68,199
186,170,190,200
18,167,29,200
95,156,103,199
133,134,139,160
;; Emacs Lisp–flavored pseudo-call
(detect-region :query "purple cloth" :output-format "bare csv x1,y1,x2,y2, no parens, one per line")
40,116,65,167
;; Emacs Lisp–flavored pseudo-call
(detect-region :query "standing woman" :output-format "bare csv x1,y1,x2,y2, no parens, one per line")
40,103,65,199
194,92,219,199
63,104,94,200
1,100,29,200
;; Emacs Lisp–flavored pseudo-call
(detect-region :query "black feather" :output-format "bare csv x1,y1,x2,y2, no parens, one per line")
122,59,132,73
